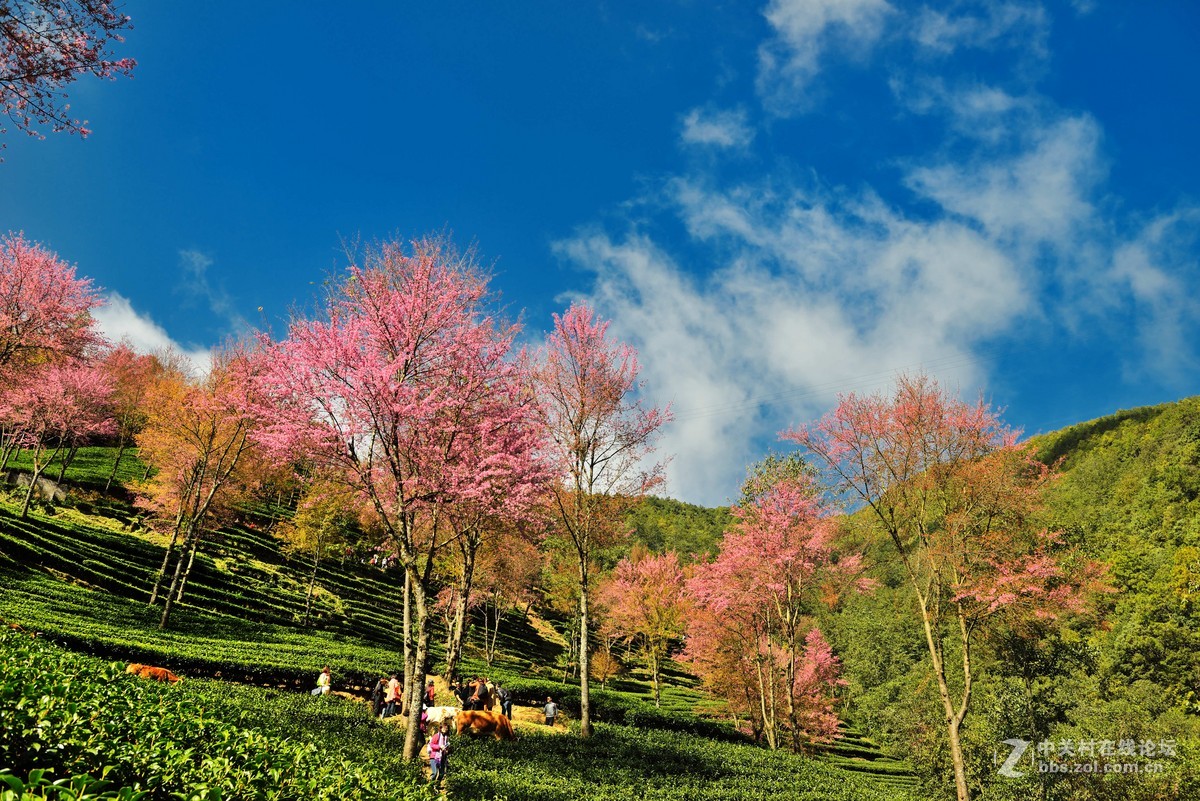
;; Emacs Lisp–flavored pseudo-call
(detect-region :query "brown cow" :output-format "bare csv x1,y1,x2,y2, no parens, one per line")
125,662,182,683
454,709,516,740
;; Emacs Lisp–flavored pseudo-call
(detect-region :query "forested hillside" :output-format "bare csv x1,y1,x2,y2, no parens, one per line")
824,396,1200,800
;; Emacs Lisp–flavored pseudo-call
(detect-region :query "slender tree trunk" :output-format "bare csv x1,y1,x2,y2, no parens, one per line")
174,532,201,602
150,509,186,605
766,629,779,750
19,472,38,519
649,644,661,708
402,565,434,761
484,598,501,667
0,427,16,471
304,528,327,626
402,568,415,714
304,547,320,626
104,441,127,493
755,657,777,750
159,533,192,629
578,557,594,738
444,544,477,681
917,592,971,801
54,443,80,485
442,613,455,670
785,624,800,752
445,588,467,679
20,443,59,519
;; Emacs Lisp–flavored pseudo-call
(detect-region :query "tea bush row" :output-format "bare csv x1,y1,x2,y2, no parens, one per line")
502,678,746,742
0,626,432,801
0,577,404,688
444,724,914,801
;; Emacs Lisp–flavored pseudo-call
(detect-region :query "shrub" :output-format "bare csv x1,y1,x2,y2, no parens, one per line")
0,627,432,800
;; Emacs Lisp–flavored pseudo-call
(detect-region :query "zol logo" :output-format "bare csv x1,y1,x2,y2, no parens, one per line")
998,738,1030,778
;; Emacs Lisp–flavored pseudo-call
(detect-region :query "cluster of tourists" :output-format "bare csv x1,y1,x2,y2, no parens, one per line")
449,675,513,718
316,667,560,786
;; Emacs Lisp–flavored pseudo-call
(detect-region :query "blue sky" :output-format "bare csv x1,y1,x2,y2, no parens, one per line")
2,1,1198,506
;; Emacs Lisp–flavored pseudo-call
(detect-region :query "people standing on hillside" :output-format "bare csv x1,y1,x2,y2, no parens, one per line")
544,696,558,727
311,666,331,696
384,674,401,718
495,681,513,718
371,675,387,718
468,676,488,711
423,679,437,709
484,677,496,711
428,721,451,785
451,679,469,709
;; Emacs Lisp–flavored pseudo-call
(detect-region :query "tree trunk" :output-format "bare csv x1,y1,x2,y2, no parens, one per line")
649,644,661,708
150,510,186,605
175,532,201,602
104,441,127,493
578,559,594,738
785,628,800,752
444,545,477,682
755,657,777,750
0,427,17,471
402,568,415,714
54,443,80,485
19,443,60,519
305,547,320,625
484,598,501,667
917,593,971,801
402,569,432,761
19,472,38,519
159,532,192,629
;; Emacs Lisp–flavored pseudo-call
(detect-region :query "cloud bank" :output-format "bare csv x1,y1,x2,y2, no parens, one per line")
92,292,213,374
558,1,1200,506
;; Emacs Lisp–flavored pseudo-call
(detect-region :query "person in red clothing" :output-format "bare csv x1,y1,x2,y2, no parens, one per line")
383,674,401,718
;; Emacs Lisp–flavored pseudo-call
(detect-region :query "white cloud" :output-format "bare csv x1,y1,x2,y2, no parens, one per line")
912,2,1048,57
559,180,1024,505
1109,210,1200,384
92,292,212,374
905,113,1105,246
756,0,892,114
680,107,755,150
558,96,1200,504
178,249,253,335
549,0,1200,506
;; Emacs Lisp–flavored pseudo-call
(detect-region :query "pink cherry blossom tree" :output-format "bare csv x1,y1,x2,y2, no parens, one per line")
0,360,113,517
254,236,546,760
0,1,135,149
440,418,551,683
783,373,1108,801
532,302,670,737
0,232,104,375
684,468,860,750
597,549,687,707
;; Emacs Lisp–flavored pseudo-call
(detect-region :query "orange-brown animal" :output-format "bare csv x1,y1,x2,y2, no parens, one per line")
454,709,516,741
126,663,182,683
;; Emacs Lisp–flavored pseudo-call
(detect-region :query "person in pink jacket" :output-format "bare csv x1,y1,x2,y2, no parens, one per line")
428,721,451,784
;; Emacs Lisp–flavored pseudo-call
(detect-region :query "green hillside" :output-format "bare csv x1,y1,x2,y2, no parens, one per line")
4,398,1200,799
0,450,916,800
